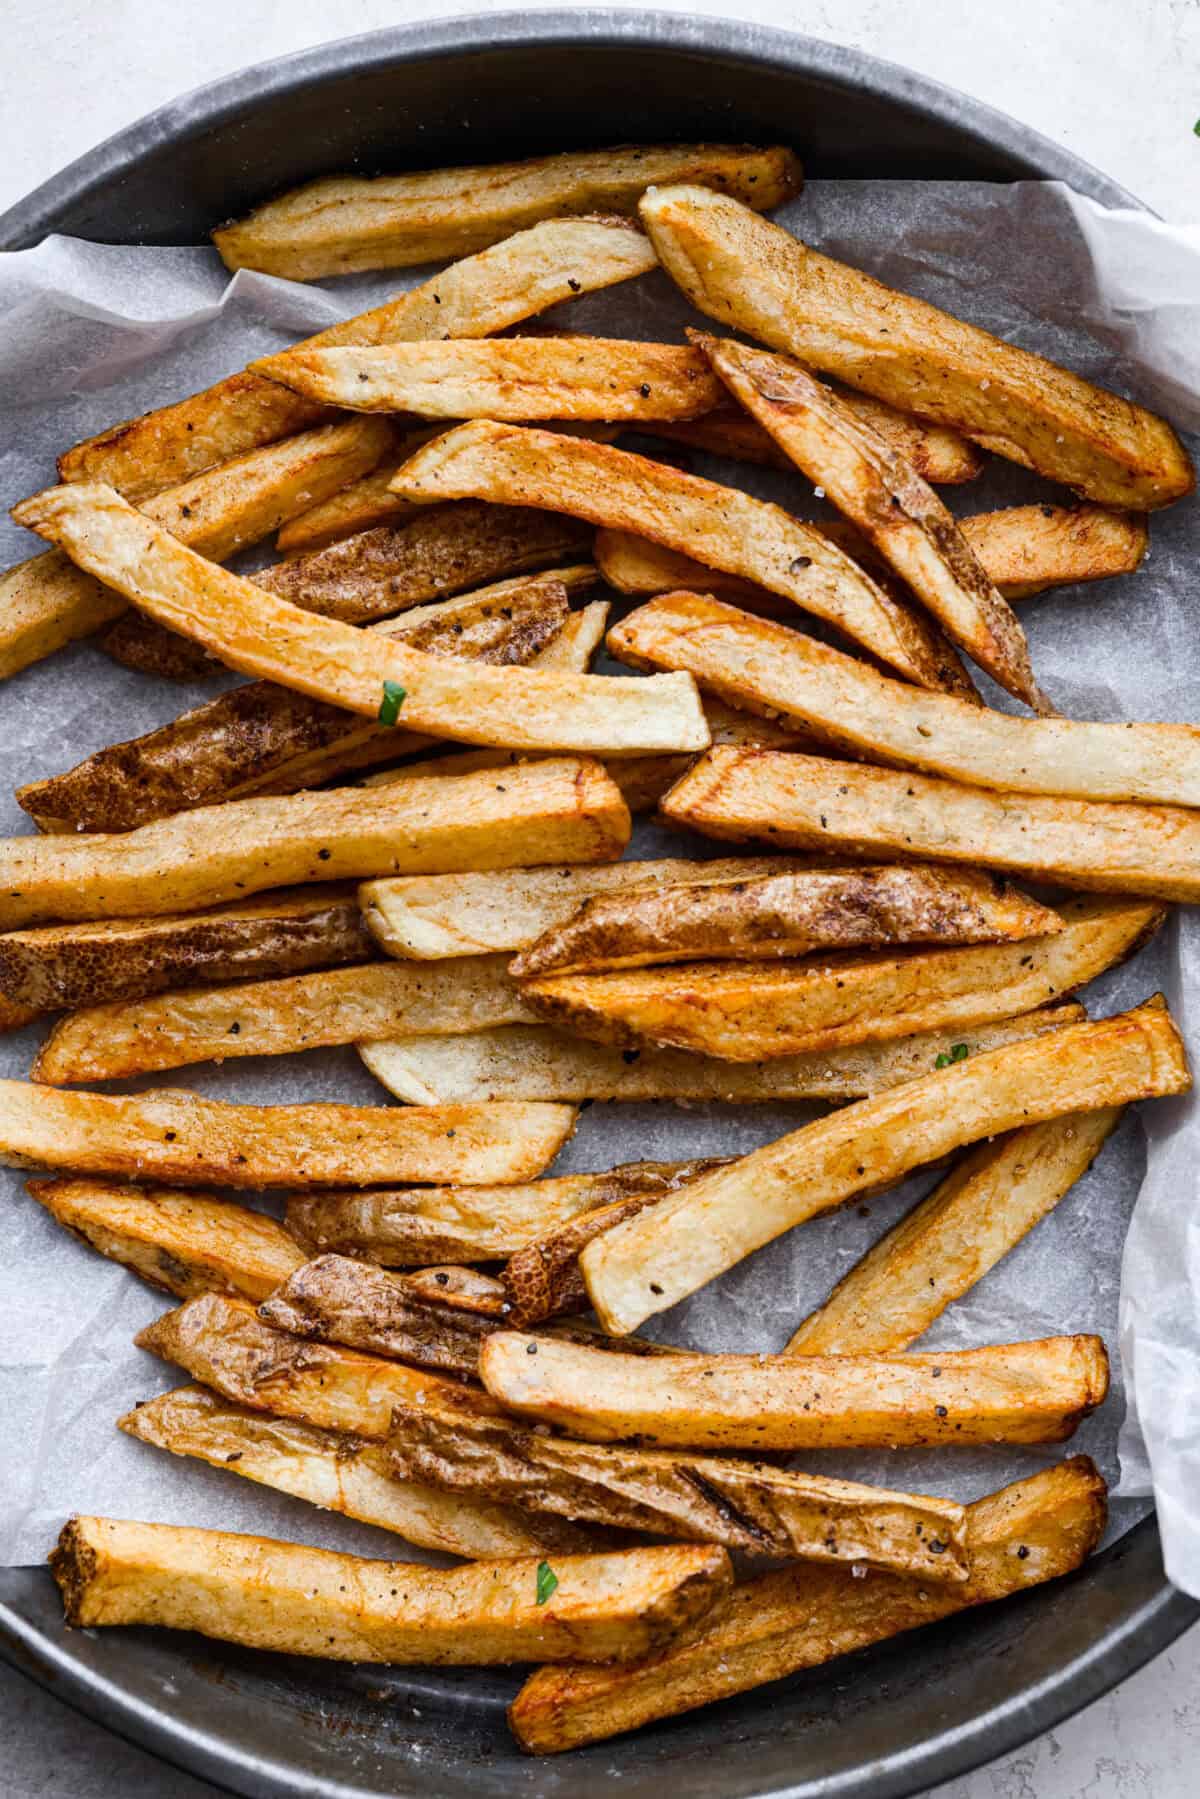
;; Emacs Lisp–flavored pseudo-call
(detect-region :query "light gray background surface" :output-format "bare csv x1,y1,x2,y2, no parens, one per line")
1,3,1198,1795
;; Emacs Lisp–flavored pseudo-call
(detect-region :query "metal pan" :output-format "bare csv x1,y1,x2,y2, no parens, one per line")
1,12,1195,1796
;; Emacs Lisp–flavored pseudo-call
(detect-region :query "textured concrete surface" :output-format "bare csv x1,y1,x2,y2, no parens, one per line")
1,2,1199,1795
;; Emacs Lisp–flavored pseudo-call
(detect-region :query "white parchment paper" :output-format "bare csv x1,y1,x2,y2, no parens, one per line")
1,181,1198,1588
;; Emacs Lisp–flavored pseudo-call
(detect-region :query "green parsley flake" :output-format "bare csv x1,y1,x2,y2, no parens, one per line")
535,1561,559,1606
934,1043,971,1069
378,681,407,725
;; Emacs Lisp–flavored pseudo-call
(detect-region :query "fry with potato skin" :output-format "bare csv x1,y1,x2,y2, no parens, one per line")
787,1108,1125,1354
640,184,1193,509
664,747,1200,905
579,995,1188,1333
502,1189,709,1325
50,1516,731,1665
509,1457,1107,1753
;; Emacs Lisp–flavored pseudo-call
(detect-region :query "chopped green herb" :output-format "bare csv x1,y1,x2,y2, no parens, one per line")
935,1043,971,1069
535,1561,559,1606
378,681,407,725
1195,118,1200,136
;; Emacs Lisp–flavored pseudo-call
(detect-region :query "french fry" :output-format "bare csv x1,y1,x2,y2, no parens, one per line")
524,599,609,671
518,897,1158,1062
256,338,724,423
698,337,1048,710
60,217,661,498
361,857,802,960
50,1516,730,1665
389,422,972,693
0,996,39,1034
594,528,774,609
214,144,801,278
510,864,1062,979
360,1004,1086,1106
787,1108,1125,1354
285,1159,725,1266
0,1085,575,1188
401,1264,510,1316
0,417,395,683
15,484,706,757
508,1458,1107,1752
663,748,1200,904
502,1190,708,1326
386,1406,969,1578
480,1330,1109,1450
579,995,1188,1333
27,1178,305,1300
614,590,1200,806
603,699,818,814
121,1386,599,1559
640,185,1194,509
0,886,372,1014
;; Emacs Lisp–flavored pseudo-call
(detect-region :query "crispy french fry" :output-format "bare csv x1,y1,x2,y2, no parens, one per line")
525,599,609,671
594,528,774,608
16,484,706,757
603,699,818,815
390,422,973,694
0,886,372,1013
27,1178,304,1300
509,1458,1107,1752
664,747,1200,904
360,1004,1086,1106
51,1515,730,1664
0,996,39,1033
511,864,1062,979
0,1085,575,1188
580,995,1188,1332
121,1386,598,1558
214,144,801,278
60,217,661,498
641,186,1193,508
387,1406,969,1577
285,1159,724,1266
699,337,1048,709
400,1264,510,1316
787,1108,1125,1354
502,1190,700,1325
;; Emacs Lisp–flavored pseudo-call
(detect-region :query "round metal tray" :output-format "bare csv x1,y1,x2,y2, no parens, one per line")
1,12,1195,1797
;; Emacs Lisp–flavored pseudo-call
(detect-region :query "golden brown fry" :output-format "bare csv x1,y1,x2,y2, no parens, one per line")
502,1187,712,1326
51,1516,730,1664
121,1386,598,1559
603,699,818,814
0,887,372,1013
640,185,1193,509
664,747,1200,904
387,1406,970,1578
511,864,1061,979
580,995,1187,1333
27,1178,304,1300
787,1108,1125,1354
285,1159,725,1266
509,1458,1107,1752
360,1004,1086,1107
390,422,971,693
214,144,801,278
0,996,39,1034
0,1085,575,1188
275,460,423,554
699,336,1048,710
594,528,775,608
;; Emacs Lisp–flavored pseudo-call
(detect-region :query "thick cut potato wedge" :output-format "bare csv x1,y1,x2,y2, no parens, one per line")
27,1177,304,1300
518,896,1158,1062
16,484,705,757
616,589,1200,806
0,1084,575,1188
480,1330,1109,1450
121,1386,597,1558
788,1108,1124,1354
641,185,1193,509
664,748,1200,904
387,1405,969,1577
0,887,372,1014
256,338,724,423
700,337,1048,710
285,1159,724,1266
580,994,1187,1332
360,1004,1085,1106
390,422,973,694
361,857,802,960
214,144,801,278
0,759,628,931
509,1458,1107,1752
51,1516,730,1665
511,864,1061,979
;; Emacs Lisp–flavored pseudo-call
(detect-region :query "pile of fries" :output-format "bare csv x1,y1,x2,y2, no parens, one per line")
4,140,1195,1755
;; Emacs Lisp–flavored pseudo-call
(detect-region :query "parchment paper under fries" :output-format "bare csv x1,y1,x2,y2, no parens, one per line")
2,180,1199,1590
